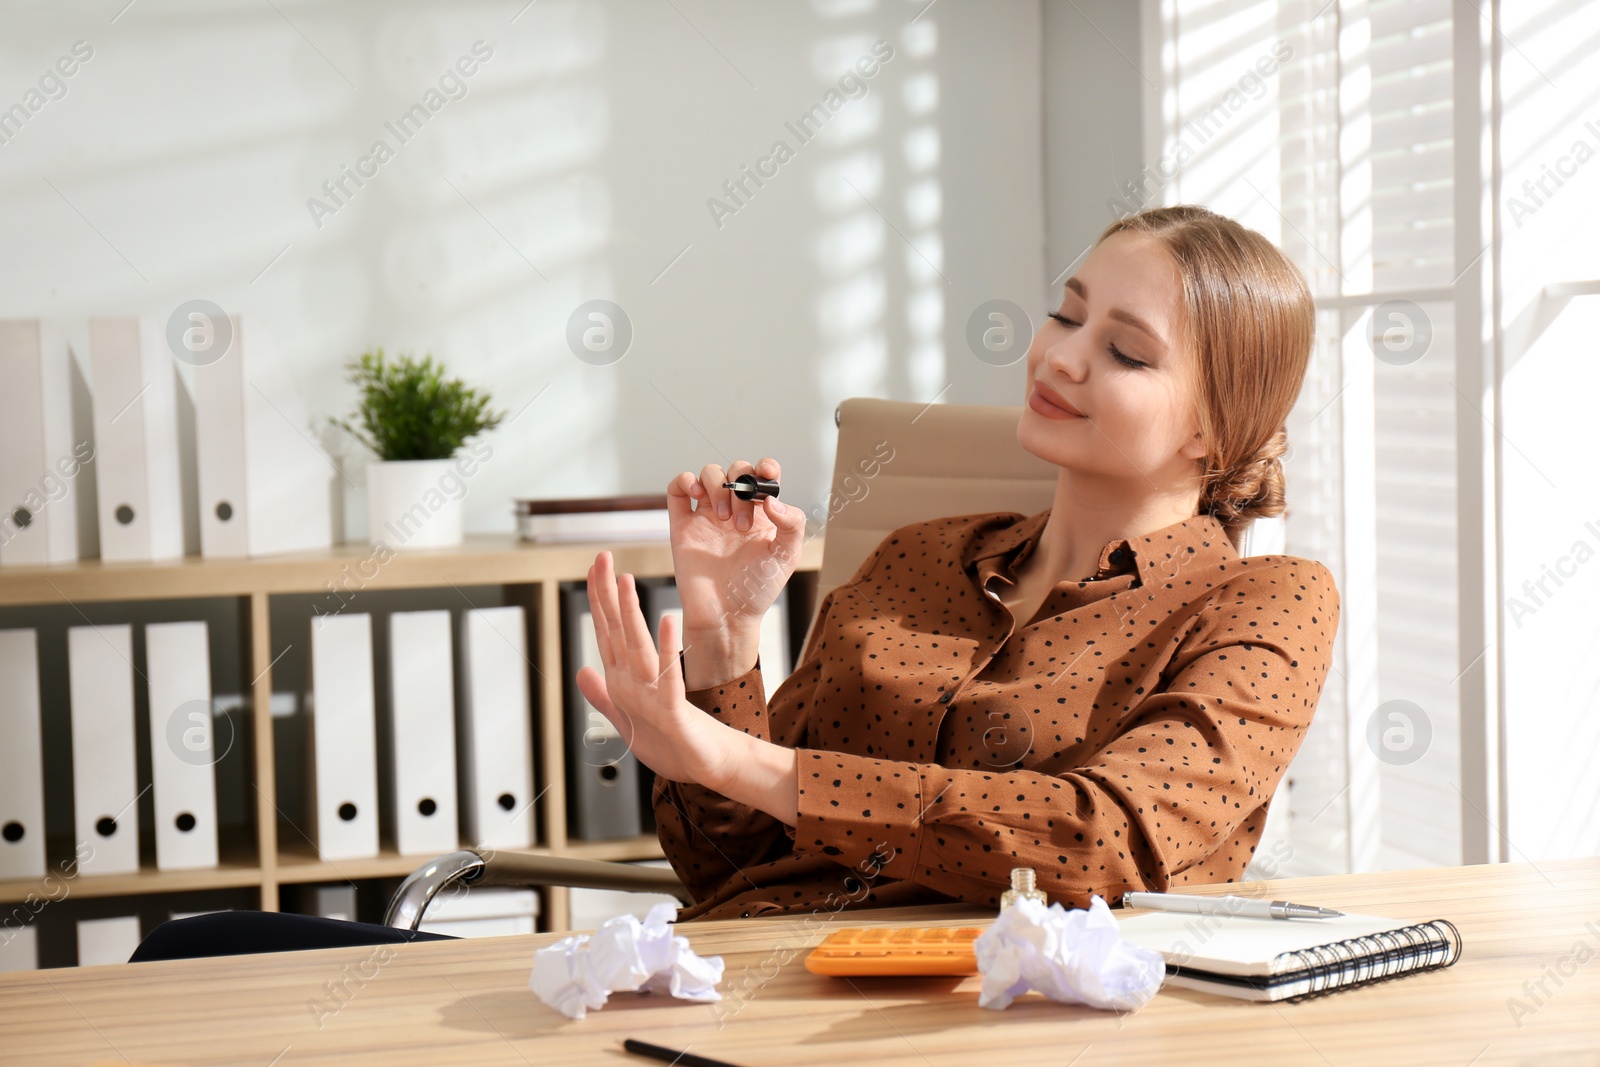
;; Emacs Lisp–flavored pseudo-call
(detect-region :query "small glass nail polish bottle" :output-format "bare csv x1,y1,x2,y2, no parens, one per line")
1001,867,1047,910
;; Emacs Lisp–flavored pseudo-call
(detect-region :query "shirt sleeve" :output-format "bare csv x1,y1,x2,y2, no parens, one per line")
785,557,1342,908
652,537,892,903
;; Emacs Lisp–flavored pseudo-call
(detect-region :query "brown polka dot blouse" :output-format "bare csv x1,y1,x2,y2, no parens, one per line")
653,507,1341,922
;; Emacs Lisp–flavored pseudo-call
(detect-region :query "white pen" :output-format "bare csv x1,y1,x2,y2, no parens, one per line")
1121,891,1343,920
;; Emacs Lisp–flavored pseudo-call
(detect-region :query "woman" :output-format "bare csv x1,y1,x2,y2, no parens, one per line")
577,204,1340,921
130,204,1337,962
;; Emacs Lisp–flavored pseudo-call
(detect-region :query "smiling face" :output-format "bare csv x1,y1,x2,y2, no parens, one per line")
1019,229,1207,503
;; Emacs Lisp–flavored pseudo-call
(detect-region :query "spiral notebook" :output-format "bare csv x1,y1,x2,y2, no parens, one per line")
1116,909,1464,1002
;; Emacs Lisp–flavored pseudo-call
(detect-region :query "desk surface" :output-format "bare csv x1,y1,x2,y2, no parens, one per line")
3,857,1596,1066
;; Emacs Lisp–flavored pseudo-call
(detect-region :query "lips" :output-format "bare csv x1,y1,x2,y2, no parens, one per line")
1032,382,1084,417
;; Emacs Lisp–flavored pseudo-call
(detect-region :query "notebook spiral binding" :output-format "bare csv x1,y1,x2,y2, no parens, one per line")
1279,918,1464,1002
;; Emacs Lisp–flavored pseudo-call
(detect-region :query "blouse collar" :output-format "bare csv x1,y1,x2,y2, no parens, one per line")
965,507,1239,590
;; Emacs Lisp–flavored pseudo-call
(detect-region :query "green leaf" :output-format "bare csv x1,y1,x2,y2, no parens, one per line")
329,348,506,461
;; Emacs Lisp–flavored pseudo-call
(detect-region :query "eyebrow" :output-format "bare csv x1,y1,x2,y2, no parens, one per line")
1064,277,1168,350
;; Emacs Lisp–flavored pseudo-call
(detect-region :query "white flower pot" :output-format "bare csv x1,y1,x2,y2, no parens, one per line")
366,459,464,548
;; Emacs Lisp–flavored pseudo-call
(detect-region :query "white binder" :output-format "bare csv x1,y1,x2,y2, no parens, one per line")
0,629,46,880
145,620,220,871
758,588,792,702
193,315,334,558
0,318,93,566
417,886,540,938
308,612,380,860
67,624,140,875
386,610,459,856
570,860,680,931
88,316,197,562
277,883,356,920
458,606,536,850
0,923,37,972
76,915,142,966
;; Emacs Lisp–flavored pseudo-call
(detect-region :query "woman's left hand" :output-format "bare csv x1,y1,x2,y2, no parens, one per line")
574,549,740,791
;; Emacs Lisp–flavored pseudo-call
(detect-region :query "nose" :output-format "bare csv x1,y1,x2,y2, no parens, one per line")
1039,322,1089,383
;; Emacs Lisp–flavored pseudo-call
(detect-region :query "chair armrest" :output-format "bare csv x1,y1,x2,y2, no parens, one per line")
383,849,692,931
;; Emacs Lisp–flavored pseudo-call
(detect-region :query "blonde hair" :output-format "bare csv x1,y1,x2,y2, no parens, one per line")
1095,205,1315,548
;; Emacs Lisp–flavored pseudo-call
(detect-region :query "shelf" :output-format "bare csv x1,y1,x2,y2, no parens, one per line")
0,840,263,905
271,834,664,885
274,840,544,884
0,534,824,607
0,531,819,938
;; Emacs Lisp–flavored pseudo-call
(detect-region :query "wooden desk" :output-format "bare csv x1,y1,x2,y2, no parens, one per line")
3,857,1596,1066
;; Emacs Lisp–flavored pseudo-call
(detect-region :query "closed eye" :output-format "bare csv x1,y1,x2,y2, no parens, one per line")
1046,312,1146,369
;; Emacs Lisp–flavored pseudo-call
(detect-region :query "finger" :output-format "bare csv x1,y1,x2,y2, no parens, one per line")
699,463,730,521
616,571,658,678
586,560,618,668
576,666,634,749
658,610,684,692
726,458,756,532
592,550,630,670
747,456,782,531
666,470,699,525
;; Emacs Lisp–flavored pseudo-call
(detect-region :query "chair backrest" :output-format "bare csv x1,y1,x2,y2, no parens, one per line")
800,397,1278,653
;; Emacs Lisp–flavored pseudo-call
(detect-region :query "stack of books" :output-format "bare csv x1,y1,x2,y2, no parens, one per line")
514,494,670,543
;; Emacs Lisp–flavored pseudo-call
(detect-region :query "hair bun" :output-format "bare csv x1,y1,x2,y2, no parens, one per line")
1202,426,1288,528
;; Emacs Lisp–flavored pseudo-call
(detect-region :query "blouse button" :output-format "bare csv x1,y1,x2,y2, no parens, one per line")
939,691,954,704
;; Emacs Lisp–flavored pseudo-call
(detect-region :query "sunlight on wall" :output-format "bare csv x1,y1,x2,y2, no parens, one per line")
1153,0,1474,876
1496,0,1600,860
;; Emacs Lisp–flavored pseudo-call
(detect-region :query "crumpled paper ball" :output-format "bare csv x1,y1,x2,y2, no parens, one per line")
529,901,725,1019
973,893,1166,1012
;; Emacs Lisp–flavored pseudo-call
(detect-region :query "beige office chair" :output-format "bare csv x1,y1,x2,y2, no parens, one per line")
384,398,1273,930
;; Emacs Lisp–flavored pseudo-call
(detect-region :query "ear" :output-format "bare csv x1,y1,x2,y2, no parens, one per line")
1180,429,1207,462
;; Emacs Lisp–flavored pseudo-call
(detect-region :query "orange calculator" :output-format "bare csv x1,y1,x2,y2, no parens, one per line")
804,926,984,977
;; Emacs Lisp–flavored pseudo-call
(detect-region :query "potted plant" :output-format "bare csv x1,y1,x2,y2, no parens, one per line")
333,349,504,548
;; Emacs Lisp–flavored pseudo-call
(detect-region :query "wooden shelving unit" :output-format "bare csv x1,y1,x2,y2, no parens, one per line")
0,533,824,933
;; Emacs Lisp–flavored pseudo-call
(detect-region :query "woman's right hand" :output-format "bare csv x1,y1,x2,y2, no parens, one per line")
667,457,808,639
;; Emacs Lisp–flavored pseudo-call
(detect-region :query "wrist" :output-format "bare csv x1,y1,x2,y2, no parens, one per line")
680,621,763,690
704,729,799,826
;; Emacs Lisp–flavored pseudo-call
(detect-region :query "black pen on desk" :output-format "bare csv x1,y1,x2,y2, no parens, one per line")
623,1038,748,1067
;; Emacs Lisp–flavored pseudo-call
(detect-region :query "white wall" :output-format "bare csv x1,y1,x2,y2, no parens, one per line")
0,0,1046,538
1496,0,1600,861
1040,0,1144,298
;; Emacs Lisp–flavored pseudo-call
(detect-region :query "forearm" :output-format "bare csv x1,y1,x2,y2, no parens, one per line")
681,622,763,690
650,726,799,902
707,731,799,825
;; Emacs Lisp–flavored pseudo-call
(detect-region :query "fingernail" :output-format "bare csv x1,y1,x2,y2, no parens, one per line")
718,502,730,519
770,498,784,513
736,514,749,531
